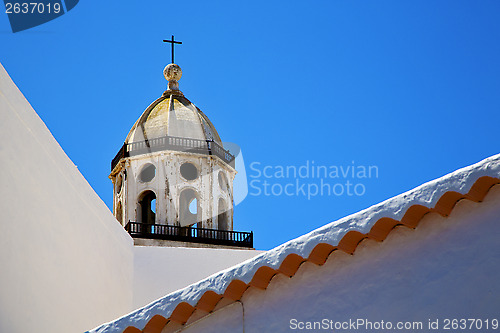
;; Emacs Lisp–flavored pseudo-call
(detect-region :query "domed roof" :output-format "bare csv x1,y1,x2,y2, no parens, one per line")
110,63,234,172
125,93,221,145
125,63,222,145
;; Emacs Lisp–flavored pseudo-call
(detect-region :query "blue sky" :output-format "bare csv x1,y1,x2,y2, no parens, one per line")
1,1,499,250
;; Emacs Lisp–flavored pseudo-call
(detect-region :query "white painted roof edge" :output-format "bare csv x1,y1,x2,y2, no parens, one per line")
88,153,500,333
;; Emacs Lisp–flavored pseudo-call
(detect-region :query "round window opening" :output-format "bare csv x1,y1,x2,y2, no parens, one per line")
180,163,198,181
218,171,228,192
139,164,156,183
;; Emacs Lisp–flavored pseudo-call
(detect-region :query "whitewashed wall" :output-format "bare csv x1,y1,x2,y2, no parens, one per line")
0,64,134,333
179,186,500,333
133,247,262,309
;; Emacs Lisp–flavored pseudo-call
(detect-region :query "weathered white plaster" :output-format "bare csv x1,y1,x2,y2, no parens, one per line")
133,246,263,309
112,151,235,229
0,64,134,333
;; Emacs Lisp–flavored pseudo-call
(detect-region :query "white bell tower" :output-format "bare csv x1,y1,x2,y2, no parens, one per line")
109,55,251,248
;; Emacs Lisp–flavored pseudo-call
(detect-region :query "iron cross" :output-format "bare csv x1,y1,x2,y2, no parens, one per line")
163,35,182,64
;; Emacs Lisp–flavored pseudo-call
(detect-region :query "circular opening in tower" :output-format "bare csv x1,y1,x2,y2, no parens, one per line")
218,171,228,192
180,163,198,181
139,163,156,183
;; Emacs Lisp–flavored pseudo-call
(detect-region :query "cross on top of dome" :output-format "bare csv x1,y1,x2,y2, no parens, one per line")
162,35,182,64
162,36,183,91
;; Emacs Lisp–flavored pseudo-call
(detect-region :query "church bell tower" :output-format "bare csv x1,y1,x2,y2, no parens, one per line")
109,39,252,248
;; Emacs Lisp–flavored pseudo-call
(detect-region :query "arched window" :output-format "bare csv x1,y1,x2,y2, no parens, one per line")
218,198,229,231
116,201,123,225
137,190,156,225
179,188,201,227
116,174,123,195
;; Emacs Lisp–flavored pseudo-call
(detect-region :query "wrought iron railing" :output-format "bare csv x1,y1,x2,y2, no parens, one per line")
125,222,253,248
111,135,234,171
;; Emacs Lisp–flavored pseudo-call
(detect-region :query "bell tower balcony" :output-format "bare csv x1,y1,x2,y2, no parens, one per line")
125,221,253,249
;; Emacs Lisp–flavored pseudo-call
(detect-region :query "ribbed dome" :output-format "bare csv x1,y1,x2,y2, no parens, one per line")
125,93,222,145
110,63,233,173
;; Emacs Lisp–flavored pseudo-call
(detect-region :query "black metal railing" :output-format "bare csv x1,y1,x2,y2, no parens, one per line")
111,135,234,171
125,222,253,248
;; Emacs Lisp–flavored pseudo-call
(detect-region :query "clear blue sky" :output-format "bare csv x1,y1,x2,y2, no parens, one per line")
1,1,499,250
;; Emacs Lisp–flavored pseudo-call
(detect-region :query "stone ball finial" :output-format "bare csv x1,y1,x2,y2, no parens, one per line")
164,63,182,82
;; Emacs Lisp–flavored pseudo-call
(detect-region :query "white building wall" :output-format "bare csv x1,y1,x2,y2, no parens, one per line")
179,185,500,333
133,246,263,309
0,64,134,333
